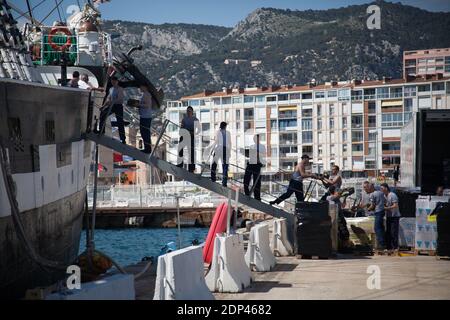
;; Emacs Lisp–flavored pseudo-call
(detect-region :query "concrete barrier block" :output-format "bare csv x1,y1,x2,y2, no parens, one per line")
246,223,277,271
272,218,294,256
46,274,135,300
154,245,214,300
206,234,252,293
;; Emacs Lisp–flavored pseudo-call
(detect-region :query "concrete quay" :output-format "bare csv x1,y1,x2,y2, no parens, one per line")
214,255,450,300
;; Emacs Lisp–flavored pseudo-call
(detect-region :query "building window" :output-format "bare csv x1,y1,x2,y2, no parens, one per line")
330,144,336,157
351,130,363,143
368,142,376,157
418,84,431,92
382,113,403,127
382,142,401,151
327,90,337,98
302,119,312,131
222,97,232,104
376,87,389,99
383,156,401,166
289,93,301,100
329,118,334,129
318,146,323,156
202,123,210,133
317,119,322,130
342,103,348,114
404,86,416,97
302,109,313,118
338,89,350,101
351,115,363,128
213,98,221,105
368,115,376,128
342,117,347,128
343,144,348,153
278,119,297,130
364,88,376,99
432,82,445,91
315,91,325,99
365,160,376,169
352,144,363,152
270,120,277,130
244,108,254,120
279,110,297,119
317,105,322,116
302,93,313,100
232,97,242,104
342,130,347,142
266,96,277,103
255,95,265,103
280,132,298,145
278,94,289,101
244,96,254,103
302,131,313,143
368,131,377,141
368,101,376,114
330,105,335,116
236,110,241,120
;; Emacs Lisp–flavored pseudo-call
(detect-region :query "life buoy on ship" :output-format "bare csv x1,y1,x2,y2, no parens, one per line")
48,27,73,51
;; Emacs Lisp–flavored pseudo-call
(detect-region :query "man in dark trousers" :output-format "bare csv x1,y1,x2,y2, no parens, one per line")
270,154,317,205
211,122,231,187
243,134,266,200
177,106,200,173
99,76,126,144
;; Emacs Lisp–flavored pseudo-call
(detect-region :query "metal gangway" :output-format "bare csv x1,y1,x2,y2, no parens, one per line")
84,120,301,245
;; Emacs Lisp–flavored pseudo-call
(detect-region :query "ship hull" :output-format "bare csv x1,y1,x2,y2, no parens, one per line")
0,78,102,299
0,190,85,299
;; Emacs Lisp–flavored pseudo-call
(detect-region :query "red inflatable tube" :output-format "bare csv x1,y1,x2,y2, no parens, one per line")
203,202,229,264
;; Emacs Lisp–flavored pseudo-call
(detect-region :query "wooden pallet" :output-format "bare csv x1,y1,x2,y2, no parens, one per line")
414,249,436,256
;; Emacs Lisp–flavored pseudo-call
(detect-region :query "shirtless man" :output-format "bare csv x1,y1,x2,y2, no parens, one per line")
270,154,317,205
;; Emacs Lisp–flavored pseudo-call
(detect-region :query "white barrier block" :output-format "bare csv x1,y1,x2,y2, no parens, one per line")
46,274,135,300
154,245,214,300
272,218,294,256
245,223,276,271
206,234,252,293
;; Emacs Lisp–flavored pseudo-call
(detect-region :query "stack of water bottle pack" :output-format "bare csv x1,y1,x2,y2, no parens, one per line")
295,202,332,258
415,196,449,253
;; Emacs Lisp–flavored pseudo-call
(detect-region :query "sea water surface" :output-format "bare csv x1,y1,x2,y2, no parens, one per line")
79,228,209,267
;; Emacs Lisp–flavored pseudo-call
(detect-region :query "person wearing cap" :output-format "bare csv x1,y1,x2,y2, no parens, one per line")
381,183,401,254
98,76,126,144
270,154,317,205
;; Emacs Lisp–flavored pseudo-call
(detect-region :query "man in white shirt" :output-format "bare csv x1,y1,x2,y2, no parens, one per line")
243,134,266,200
211,122,231,187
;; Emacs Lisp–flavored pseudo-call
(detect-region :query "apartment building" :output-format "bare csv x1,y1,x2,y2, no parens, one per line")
165,74,450,183
404,48,450,79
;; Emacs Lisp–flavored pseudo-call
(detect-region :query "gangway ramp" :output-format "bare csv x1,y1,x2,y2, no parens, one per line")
84,132,296,245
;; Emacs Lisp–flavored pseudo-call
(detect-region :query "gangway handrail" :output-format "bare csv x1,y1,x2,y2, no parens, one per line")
83,131,297,246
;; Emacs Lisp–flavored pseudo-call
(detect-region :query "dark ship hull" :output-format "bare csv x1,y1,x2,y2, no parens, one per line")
0,79,100,299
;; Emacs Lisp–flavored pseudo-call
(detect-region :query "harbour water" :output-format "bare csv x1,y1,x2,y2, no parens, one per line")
79,228,209,267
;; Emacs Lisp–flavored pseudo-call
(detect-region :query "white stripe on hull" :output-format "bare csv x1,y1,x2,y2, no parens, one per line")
0,140,93,217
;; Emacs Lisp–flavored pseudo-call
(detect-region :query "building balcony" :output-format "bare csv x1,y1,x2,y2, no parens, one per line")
364,94,376,100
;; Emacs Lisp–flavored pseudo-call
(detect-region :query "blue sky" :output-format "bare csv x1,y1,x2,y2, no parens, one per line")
12,0,450,27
